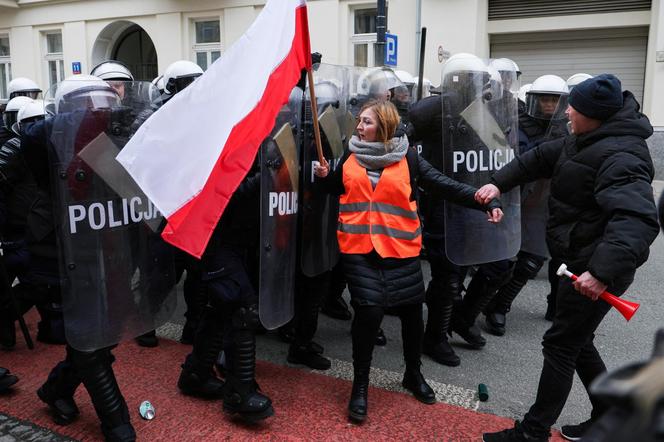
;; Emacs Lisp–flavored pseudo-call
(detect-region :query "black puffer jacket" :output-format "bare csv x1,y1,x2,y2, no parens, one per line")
492,92,659,288
320,144,500,307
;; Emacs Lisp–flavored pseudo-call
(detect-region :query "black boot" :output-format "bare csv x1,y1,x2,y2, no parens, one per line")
135,330,158,347
71,348,135,442
484,278,528,336
0,367,18,393
348,367,369,423
452,270,507,348
424,277,460,366
402,364,435,404
38,357,81,425
178,307,225,399
223,306,273,423
287,343,331,370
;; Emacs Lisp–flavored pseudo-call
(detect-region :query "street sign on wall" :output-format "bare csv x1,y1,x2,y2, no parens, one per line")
385,33,398,66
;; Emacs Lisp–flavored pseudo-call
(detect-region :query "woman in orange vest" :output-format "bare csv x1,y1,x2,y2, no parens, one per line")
315,100,502,423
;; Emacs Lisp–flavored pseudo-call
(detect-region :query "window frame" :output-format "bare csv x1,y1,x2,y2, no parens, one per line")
191,18,222,71
0,32,11,101
42,30,65,90
350,6,381,67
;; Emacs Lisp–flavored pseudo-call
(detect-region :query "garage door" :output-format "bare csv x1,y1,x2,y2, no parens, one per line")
490,27,648,105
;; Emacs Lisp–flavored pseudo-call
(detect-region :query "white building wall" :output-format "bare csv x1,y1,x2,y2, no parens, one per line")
645,0,664,127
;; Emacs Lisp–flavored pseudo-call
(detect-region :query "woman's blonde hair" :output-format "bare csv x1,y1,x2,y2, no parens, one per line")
358,99,401,144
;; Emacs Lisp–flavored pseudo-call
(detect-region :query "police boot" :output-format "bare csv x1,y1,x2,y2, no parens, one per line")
178,307,225,399
423,278,460,367
452,274,499,349
223,305,274,423
402,363,436,404
72,348,135,442
348,366,370,423
37,355,82,425
134,329,158,348
0,367,19,393
485,278,527,336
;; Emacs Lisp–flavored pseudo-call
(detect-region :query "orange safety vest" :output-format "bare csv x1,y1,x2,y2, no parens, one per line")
338,154,421,259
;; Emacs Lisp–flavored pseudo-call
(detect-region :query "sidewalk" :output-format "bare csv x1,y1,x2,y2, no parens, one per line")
0,312,567,441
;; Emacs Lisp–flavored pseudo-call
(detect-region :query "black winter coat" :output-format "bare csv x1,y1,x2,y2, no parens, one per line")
320,145,500,307
491,92,659,288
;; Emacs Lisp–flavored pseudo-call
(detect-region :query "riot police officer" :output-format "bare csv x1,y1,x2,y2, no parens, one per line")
7,77,42,100
22,75,137,441
0,99,43,349
483,75,569,336
1,96,33,146
177,153,274,422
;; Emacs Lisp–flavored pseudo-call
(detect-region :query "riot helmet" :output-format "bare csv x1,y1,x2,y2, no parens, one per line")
441,53,490,107
525,75,569,120
484,64,504,102
90,60,134,99
163,60,203,95
308,80,340,113
391,70,414,114
54,74,120,114
152,75,166,95
489,58,520,93
518,83,532,104
12,99,45,136
412,77,432,100
90,60,134,81
2,96,33,131
356,67,403,102
7,77,42,100
566,73,592,91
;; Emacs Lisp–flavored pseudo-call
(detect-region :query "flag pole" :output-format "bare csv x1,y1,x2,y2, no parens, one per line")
306,69,326,166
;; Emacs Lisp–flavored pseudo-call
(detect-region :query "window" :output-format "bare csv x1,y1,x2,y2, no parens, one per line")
351,7,386,67
44,31,64,89
193,20,221,71
0,34,11,100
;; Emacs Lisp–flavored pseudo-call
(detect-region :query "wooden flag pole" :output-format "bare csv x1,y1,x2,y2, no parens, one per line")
306,68,327,167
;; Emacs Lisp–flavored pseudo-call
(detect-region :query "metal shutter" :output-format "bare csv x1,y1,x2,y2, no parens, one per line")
489,0,651,20
490,27,648,104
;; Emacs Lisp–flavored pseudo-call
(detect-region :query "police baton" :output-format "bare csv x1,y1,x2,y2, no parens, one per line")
556,263,640,321
306,69,327,168
0,246,34,349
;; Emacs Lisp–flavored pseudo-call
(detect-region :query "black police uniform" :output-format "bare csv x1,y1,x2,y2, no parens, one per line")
177,156,274,422
22,112,136,442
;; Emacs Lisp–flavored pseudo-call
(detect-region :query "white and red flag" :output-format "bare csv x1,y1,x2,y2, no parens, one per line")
117,0,311,258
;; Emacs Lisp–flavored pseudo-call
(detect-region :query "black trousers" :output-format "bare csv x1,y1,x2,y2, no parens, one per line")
351,303,423,370
293,271,329,346
521,276,631,438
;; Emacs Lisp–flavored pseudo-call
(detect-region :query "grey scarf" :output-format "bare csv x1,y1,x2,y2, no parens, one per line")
348,135,409,170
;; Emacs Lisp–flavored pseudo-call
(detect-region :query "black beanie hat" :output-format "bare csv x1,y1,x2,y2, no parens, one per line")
568,74,623,121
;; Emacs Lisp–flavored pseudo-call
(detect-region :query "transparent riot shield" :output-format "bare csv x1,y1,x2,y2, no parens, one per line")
519,99,569,258
259,89,301,329
349,66,405,117
298,64,352,277
441,57,521,265
45,79,176,351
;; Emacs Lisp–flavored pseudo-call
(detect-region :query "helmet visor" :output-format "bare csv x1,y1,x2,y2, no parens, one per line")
526,93,569,120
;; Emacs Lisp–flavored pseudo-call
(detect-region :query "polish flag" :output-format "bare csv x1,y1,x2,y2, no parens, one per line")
117,0,311,258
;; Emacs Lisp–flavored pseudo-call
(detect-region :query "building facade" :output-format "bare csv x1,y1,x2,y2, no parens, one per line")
0,0,663,133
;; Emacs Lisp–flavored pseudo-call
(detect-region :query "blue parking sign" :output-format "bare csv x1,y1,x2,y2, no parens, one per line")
385,33,398,66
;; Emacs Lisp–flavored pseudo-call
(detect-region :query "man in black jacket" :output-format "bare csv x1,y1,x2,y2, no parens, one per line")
480,74,659,442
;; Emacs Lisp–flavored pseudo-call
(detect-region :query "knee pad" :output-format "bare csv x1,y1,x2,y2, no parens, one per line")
231,304,260,331
515,254,546,281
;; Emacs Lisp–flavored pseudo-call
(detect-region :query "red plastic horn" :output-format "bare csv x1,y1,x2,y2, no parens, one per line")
556,264,640,321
